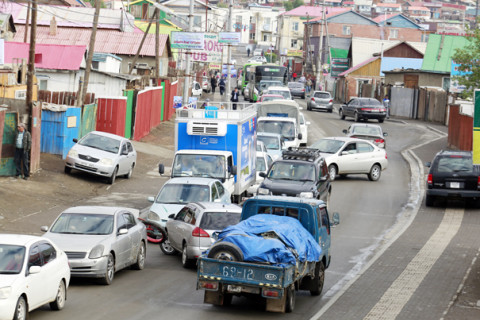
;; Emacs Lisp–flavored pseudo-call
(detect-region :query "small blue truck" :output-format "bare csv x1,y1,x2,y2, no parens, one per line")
196,195,339,313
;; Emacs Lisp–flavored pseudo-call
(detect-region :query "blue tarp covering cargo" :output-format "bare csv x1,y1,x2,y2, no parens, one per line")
214,214,322,266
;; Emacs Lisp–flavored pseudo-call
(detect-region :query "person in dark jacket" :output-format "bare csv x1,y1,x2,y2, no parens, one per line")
219,78,226,95
210,75,217,93
230,87,239,110
14,123,32,180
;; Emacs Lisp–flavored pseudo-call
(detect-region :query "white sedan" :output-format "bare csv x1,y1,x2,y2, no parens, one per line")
299,112,310,146
0,234,70,320
310,137,388,181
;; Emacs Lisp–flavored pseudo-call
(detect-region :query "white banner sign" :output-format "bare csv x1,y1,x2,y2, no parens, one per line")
190,33,224,63
171,32,205,50
218,32,241,45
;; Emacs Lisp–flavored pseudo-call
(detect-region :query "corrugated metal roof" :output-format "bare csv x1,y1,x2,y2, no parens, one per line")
4,42,86,70
12,25,168,57
421,34,469,73
380,57,423,76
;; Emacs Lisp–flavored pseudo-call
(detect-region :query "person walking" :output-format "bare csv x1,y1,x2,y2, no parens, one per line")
292,72,297,81
210,75,217,94
219,78,226,95
247,48,251,57
383,95,390,119
230,87,239,110
306,78,312,94
14,123,31,180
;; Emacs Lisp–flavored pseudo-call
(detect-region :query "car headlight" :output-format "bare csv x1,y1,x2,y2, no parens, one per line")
299,192,314,198
67,149,78,158
99,158,113,166
257,187,270,195
0,286,12,299
147,210,160,221
89,244,105,259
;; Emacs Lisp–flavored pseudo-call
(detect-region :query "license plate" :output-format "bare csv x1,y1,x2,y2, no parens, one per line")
227,285,242,293
371,109,379,112
450,182,460,188
81,161,94,167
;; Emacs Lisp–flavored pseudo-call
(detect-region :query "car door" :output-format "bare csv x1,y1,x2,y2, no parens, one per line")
114,213,132,270
316,161,329,200
345,99,357,116
215,181,230,203
126,141,136,169
38,241,61,302
211,183,220,202
168,206,188,251
355,142,377,172
123,212,141,264
317,206,331,257
336,142,359,173
25,243,47,309
118,142,129,175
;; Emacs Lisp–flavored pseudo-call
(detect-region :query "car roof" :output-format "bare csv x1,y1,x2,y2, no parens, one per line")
165,177,218,185
267,86,290,91
88,131,126,141
62,206,138,216
190,202,242,213
258,116,296,122
250,195,326,206
0,234,46,246
350,123,382,129
260,100,299,108
322,136,371,143
262,94,284,98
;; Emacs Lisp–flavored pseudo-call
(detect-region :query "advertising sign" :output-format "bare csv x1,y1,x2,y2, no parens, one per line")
240,118,256,188
190,33,223,63
218,32,241,45
331,58,350,77
287,49,303,57
450,61,471,93
473,90,480,164
173,96,183,109
171,32,205,50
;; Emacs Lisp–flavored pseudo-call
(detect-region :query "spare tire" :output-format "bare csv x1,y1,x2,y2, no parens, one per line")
207,242,244,262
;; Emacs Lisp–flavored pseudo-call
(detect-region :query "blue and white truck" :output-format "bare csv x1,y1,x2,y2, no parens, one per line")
166,107,257,203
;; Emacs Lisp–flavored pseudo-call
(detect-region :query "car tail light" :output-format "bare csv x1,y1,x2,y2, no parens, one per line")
375,139,385,144
262,288,280,298
329,99,333,103
385,152,388,159
192,227,210,238
477,176,480,189
427,174,433,186
302,88,305,91
311,97,315,101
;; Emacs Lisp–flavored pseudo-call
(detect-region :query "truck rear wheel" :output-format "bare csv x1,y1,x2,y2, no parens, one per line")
310,261,325,296
285,285,295,313
207,242,244,262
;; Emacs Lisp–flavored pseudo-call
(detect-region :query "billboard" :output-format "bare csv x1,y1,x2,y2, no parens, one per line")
219,32,241,45
190,33,224,63
171,32,205,50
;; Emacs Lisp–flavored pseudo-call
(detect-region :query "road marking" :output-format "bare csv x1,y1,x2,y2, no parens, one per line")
363,207,464,320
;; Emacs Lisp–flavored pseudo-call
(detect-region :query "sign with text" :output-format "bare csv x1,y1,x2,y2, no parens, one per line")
218,32,241,45
287,49,303,57
190,33,224,63
331,58,350,77
171,32,205,50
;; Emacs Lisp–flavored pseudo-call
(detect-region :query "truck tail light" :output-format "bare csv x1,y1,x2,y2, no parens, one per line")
477,176,480,189
427,174,433,186
199,281,218,291
262,288,280,298
192,227,210,238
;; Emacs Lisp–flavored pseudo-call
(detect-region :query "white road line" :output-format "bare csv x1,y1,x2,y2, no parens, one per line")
363,207,464,320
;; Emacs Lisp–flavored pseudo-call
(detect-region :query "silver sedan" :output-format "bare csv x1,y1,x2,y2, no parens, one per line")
42,206,147,285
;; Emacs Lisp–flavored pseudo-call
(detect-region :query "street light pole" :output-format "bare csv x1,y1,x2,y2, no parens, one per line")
226,0,233,100
182,0,195,106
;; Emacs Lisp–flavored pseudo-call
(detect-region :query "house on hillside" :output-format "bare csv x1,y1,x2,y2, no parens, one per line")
159,0,214,32
0,13,16,40
373,14,426,42
127,0,186,35
355,0,374,17
372,3,402,18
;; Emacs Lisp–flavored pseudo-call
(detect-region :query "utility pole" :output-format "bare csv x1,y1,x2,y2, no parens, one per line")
26,0,37,123
155,2,160,82
182,0,195,105
226,0,233,101
205,0,208,32
316,1,325,91
129,9,158,75
23,1,30,43
77,0,100,107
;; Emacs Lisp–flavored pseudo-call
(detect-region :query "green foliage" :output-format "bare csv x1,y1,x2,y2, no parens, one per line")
217,3,228,8
284,0,303,11
451,20,480,99
84,0,106,8
265,52,277,63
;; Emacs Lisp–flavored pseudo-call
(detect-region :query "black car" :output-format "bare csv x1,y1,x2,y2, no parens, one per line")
287,82,306,99
257,148,331,207
338,97,386,123
425,150,480,206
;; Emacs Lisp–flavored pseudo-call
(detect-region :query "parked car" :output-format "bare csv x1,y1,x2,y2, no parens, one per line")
342,123,388,148
253,48,264,56
338,97,386,123
257,132,285,161
263,86,292,100
192,81,202,96
299,112,310,146
310,137,388,181
247,151,274,196
41,206,147,285
260,94,284,102
425,150,480,207
202,76,212,93
164,202,242,268
65,131,137,184
147,177,231,254
0,234,71,320
307,91,333,113
247,56,267,63
288,82,306,99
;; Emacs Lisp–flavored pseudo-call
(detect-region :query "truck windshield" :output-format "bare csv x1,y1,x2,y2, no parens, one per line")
258,120,295,140
267,162,315,181
156,184,210,203
172,154,225,179
258,136,280,150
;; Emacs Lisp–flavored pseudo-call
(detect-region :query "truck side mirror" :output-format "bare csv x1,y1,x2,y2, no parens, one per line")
73,138,78,143
259,172,266,178
332,212,340,225
383,132,388,137
298,133,303,140
425,162,431,167
159,164,165,175
342,129,347,134
230,165,237,176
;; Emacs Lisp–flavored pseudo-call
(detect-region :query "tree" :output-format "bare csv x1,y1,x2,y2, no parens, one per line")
284,0,303,11
451,20,480,99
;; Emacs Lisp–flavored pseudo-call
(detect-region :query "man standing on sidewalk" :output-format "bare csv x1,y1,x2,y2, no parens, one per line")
14,123,31,180
230,87,239,110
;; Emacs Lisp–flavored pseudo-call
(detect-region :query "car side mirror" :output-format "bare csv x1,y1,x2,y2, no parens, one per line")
73,138,78,143
118,228,128,235
147,196,155,203
230,165,237,176
159,163,165,175
168,214,175,219
259,172,267,178
40,226,48,232
29,266,42,275
342,129,347,134
214,198,222,203
122,149,128,156
306,121,311,125
425,162,431,167
298,133,303,140
383,132,388,137
332,212,340,225
341,151,349,156
320,175,327,181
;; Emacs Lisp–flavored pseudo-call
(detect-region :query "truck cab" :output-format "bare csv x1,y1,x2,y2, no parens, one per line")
257,116,302,149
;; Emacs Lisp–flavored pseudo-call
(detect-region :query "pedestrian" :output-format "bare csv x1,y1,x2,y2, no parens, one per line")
14,123,31,180
292,72,297,81
247,47,251,57
306,78,312,94
230,87,239,110
311,78,316,91
219,78,226,95
210,75,217,94
383,95,390,119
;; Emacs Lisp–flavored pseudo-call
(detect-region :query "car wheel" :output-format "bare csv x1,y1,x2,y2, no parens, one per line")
132,242,146,270
108,167,118,185
285,284,296,313
310,261,325,296
425,195,435,207
302,95,305,99
368,164,382,181
328,108,333,113
207,242,244,262
339,109,345,120
160,238,178,256
181,244,194,269
14,296,27,320
100,253,115,285
328,164,337,181
124,164,134,179
50,280,66,310
354,112,360,122
378,118,385,123
64,166,71,174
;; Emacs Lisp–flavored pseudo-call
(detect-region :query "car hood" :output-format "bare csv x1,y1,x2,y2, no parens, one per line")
150,203,185,221
0,274,21,287
260,178,315,196
43,233,111,252
72,144,118,160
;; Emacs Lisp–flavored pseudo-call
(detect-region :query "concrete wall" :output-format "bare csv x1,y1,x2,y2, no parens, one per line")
384,72,445,87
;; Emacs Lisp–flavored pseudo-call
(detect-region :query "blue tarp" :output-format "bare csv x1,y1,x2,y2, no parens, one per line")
214,214,322,266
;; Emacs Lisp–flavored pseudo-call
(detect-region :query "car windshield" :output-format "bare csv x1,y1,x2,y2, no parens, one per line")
200,211,241,230
314,92,331,99
258,121,295,139
258,136,280,150
78,133,121,154
256,156,267,171
156,184,210,204
311,139,345,154
50,213,114,235
359,99,382,107
268,162,315,181
0,245,25,274
262,96,283,102
352,126,382,136
437,156,474,173
172,154,225,179
268,90,290,99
